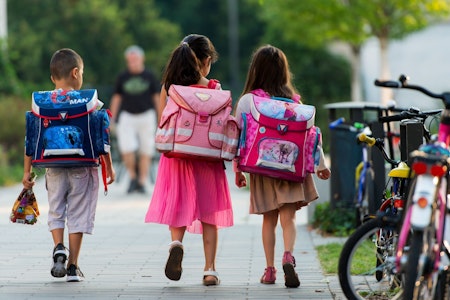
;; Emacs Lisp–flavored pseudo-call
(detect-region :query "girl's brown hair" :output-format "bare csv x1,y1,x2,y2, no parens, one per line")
161,34,218,92
241,45,298,100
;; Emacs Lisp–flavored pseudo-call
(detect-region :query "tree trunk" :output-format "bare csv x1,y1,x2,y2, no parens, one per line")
379,35,392,105
350,45,363,102
0,0,6,42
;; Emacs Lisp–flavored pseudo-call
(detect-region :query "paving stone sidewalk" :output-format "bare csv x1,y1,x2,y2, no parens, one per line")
0,163,346,299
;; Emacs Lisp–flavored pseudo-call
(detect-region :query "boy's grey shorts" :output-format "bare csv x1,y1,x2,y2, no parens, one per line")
45,167,99,234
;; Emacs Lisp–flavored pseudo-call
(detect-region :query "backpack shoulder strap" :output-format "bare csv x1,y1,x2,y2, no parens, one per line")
208,79,221,90
250,89,302,103
189,79,221,90
250,89,270,98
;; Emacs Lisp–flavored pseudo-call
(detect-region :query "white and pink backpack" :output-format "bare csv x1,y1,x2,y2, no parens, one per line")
237,91,321,182
155,83,239,161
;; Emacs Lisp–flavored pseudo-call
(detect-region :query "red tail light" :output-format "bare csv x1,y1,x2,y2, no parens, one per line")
412,162,427,175
431,165,447,177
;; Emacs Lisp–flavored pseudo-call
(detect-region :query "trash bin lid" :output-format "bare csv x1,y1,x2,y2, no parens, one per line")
324,101,389,110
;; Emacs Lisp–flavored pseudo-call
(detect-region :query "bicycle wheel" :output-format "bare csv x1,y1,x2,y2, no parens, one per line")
338,218,401,300
435,268,450,300
365,168,376,216
354,162,365,226
403,229,439,300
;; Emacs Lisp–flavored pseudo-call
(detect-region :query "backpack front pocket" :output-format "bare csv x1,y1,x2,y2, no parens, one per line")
43,126,85,156
256,138,299,172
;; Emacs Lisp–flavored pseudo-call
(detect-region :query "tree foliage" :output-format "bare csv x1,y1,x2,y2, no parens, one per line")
156,0,266,97
7,0,181,97
156,0,350,134
257,0,450,49
0,40,21,94
256,0,450,103
1,0,352,176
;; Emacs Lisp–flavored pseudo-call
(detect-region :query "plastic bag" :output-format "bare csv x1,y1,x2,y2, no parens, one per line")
10,172,40,225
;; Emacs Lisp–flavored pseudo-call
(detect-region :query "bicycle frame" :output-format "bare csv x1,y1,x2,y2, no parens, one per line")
356,126,374,223
397,153,449,260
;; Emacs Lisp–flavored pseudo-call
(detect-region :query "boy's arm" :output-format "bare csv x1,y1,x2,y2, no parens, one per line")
22,154,35,189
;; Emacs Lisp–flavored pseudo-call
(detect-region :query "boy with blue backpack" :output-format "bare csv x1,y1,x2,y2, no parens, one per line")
22,48,115,282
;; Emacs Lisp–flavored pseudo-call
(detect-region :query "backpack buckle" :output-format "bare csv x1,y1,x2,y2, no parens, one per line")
198,113,209,123
59,111,68,122
277,124,288,134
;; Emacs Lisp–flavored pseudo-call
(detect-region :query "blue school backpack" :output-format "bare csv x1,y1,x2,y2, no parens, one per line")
25,89,111,168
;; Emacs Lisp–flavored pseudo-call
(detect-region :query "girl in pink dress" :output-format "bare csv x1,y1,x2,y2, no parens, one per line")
145,34,233,286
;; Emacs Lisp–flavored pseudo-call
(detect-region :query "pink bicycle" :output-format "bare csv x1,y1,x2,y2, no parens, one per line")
376,74,450,300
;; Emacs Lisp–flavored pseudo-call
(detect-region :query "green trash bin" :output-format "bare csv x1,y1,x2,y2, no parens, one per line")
329,119,362,209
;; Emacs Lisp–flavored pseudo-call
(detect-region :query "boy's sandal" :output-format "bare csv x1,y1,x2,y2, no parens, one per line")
203,269,220,286
165,241,184,281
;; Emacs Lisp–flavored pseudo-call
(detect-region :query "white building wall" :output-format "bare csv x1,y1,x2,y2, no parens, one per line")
0,0,7,40
361,22,450,110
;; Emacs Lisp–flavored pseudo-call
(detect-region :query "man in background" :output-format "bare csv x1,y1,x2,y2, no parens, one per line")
110,45,160,194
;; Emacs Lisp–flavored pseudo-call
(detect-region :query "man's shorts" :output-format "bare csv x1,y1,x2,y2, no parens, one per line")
116,109,156,156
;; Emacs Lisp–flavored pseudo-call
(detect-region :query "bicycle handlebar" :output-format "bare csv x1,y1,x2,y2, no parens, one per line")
378,109,441,123
357,132,399,166
358,133,376,146
374,79,402,89
374,74,450,107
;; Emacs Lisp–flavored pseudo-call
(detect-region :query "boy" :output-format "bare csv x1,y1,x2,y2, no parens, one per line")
22,48,115,282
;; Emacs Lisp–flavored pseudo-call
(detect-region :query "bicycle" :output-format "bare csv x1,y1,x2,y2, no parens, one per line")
338,100,440,300
376,74,450,300
338,129,407,300
354,123,377,225
329,119,380,226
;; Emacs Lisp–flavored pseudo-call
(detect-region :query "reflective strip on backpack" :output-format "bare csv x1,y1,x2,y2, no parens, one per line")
176,128,192,136
43,149,86,156
155,143,174,151
157,127,175,136
221,151,236,160
209,132,223,141
173,144,221,157
222,135,238,147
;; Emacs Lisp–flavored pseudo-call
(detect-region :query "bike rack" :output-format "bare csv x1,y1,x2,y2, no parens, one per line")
399,119,424,163
325,102,389,212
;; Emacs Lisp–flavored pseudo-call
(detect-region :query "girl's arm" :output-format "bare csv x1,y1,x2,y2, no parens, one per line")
234,93,252,124
315,145,331,180
233,93,252,186
157,87,168,124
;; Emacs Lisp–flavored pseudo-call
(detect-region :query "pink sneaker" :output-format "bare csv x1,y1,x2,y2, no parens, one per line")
260,266,276,284
282,251,300,288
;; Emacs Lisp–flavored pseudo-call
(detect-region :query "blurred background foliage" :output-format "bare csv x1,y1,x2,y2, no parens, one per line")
0,0,448,185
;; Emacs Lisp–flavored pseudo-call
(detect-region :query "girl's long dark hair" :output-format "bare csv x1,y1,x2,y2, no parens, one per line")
161,34,218,92
241,45,298,99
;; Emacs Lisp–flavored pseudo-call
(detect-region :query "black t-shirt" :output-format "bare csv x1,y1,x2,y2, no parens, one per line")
113,69,160,114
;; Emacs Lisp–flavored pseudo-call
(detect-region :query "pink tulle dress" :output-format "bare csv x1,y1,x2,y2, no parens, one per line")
145,80,234,234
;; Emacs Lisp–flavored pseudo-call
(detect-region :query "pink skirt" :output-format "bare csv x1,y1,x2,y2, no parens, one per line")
145,155,234,234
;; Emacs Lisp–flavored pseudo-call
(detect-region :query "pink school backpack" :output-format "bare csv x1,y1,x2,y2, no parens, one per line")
237,90,321,182
155,82,239,161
